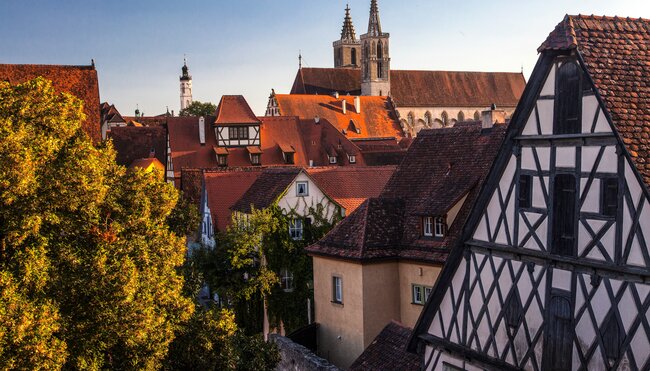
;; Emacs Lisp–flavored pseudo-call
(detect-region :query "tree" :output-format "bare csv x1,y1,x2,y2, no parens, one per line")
0,77,193,368
179,101,217,117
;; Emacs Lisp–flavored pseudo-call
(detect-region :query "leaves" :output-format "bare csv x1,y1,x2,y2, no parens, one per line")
178,101,217,117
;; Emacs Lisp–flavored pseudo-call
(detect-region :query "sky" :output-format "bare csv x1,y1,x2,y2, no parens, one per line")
1,0,649,116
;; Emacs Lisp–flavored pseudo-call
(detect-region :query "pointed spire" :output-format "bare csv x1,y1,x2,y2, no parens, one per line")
340,4,356,41
367,0,382,36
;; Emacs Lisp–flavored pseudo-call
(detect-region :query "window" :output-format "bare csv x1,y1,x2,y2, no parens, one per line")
348,155,356,164
601,177,618,217
217,154,228,166
554,61,582,135
289,218,303,240
601,312,624,364
543,290,573,371
329,155,337,164
474,111,481,121
441,111,449,127
424,111,432,127
434,217,446,237
250,153,260,165
423,217,433,237
351,48,357,65
519,174,533,208
280,269,294,292
284,152,295,164
407,112,415,127
458,111,465,122
552,174,576,256
228,126,249,140
412,284,432,305
296,181,309,196
332,276,343,304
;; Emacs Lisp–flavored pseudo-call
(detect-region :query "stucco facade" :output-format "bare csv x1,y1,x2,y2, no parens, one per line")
395,106,516,137
277,172,342,222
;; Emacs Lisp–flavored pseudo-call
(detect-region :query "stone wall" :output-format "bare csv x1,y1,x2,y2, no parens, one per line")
270,334,341,371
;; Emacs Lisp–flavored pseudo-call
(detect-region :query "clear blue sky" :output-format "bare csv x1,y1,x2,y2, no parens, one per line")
1,0,648,116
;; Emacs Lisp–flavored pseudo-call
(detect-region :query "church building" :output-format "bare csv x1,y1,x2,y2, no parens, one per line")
180,58,193,111
289,0,527,137
409,15,650,371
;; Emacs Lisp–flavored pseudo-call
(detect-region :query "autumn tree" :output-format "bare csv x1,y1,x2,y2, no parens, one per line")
178,101,217,117
0,78,193,369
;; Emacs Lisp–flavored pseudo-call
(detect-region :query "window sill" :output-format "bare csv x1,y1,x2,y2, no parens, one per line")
331,300,344,307
411,302,424,306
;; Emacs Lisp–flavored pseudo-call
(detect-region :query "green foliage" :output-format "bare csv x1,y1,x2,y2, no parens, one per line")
164,307,280,371
0,78,193,369
178,101,217,117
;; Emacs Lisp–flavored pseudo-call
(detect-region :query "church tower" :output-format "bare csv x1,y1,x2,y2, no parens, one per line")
360,0,390,96
180,58,192,111
333,4,361,68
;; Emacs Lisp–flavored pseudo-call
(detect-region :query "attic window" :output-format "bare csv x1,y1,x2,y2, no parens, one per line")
228,126,249,139
554,60,582,135
329,155,338,164
423,216,445,237
348,155,356,164
296,181,309,197
250,153,261,165
285,152,295,164
217,154,228,166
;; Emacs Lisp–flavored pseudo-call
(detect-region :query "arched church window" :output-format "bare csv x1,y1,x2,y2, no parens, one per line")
474,111,480,121
554,60,581,134
377,41,383,59
363,44,370,79
458,111,465,122
425,111,432,127
351,48,357,65
377,61,383,79
441,111,449,127
372,41,377,56
407,112,415,127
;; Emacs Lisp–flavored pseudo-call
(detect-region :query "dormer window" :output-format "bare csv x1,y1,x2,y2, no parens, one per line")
250,154,260,165
213,146,229,167
296,181,309,197
247,146,262,166
329,156,338,164
280,144,295,164
285,152,295,164
423,216,446,238
348,155,356,164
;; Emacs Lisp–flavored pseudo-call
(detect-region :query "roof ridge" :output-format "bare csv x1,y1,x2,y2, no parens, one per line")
0,63,95,69
569,14,650,23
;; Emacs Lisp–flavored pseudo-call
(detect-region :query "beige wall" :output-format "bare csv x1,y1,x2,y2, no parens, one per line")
398,262,442,327
395,106,516,137
361,262,401,346
313,256,365,368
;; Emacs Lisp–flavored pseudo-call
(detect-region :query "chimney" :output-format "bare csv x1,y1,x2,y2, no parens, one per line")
199,116,206,145
309,160,314,167
481,104,506,129
315,115,320,124
342,99,347,114
334,92,339,99
354,96,361,114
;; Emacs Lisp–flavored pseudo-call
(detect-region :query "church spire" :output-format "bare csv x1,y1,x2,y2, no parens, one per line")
340,4,356,41
367,0,382,36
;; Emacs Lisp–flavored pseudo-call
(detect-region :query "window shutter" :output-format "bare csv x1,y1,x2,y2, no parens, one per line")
543,292,573,371
552,174,576,256
554,61,582,135
519,175,533,208
601,178,618,217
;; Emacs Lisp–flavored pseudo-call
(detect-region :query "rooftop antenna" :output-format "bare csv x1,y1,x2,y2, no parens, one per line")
299,50,302,69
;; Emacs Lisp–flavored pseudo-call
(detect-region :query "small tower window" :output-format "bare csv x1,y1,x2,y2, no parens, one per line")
351,48,357,66
458,111,465,122
441,112,449,128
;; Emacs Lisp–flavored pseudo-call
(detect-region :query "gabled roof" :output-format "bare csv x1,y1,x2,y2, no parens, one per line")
101,103,125,123
539,15,650,188
109,126,167,168
202,168,265,231
289,68,526,108
0,64,101,142
231,167,303,213
307,123,507,263
350,321,419,371
274,94,403,139
214,95,261,125
129,158,165,173
306,165,396,213
298,117,367,166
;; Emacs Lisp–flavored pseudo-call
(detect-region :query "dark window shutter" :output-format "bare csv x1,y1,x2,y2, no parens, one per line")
304,217,313,242
601,178,618,217
601,313,624,363
554,61,582,135
504,290,523,328
519,175,533,208
552,174,576,256
543,292,573,371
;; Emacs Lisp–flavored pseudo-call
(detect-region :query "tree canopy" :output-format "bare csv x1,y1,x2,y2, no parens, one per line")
179,101,217,117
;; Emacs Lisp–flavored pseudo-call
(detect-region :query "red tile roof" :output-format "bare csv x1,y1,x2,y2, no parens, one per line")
129,158,165,174
349,321,419,371
231,167,303,213
289,67,526,108
202,168,265,231
539,15,650,188
108,126,167,168
307,166,396,213
298,117,368,166
167,114,310,183
0,64,101,142
307,123,507,263
101,102,125,124
214,95,261,125
274,94,403,139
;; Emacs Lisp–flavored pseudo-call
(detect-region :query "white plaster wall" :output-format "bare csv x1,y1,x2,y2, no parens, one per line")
277,172,342,222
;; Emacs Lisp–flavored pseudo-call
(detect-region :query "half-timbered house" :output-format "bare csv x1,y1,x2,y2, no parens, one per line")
410,15,650,371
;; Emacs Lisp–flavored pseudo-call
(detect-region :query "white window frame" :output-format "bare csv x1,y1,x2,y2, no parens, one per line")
412,284,433,305
332,276,343,304
329,155,337,164
296,181,309,197
289,218,303,240
434,216,445,237
348,154,356,164
423,216,433,237
280,268,294,292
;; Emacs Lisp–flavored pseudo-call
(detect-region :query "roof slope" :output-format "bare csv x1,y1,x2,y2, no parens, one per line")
350,321,419,371
289,67,526,108
109,126,167,168
215,95,261,125
231,167,302,212
0,64,101,142
540,15,650,187
307,165,396,213
307,123,506,263
275,94,403,139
